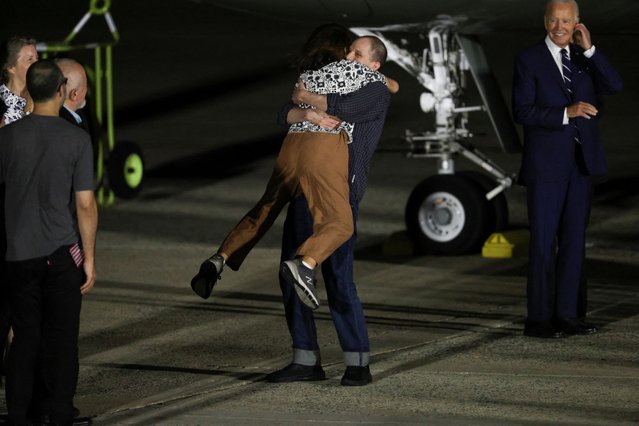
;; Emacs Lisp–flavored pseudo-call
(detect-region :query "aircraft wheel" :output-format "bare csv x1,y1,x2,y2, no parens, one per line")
457,170,509,233
405,174,491,255
108,141,144,199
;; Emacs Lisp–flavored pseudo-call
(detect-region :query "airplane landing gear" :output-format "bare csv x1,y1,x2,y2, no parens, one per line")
405,174,490,255
351,18,520,254
457,170,509,234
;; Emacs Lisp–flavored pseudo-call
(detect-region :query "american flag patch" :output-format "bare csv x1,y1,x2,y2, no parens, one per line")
69,243,84,268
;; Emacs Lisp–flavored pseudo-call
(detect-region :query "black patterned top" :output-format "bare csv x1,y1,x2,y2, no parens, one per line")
288,59,386,143
0,84,27,125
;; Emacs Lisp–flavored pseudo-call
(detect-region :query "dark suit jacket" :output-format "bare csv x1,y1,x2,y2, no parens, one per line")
512,40,622,184
59,106,90,134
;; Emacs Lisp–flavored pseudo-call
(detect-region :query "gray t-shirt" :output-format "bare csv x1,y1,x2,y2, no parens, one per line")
0,114,94,261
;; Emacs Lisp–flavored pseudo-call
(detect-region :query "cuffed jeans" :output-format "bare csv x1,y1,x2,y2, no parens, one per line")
279,194,370,367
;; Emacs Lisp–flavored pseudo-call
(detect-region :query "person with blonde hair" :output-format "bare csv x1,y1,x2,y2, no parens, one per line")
0,36,38,127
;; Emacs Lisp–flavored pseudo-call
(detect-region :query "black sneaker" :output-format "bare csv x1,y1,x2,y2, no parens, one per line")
190,254,224,299
266,363,326,383
341,365,372,386
281,259,319,309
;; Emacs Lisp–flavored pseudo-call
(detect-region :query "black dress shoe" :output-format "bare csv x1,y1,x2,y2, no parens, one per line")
46,417,92,426
28,406,83,425
341,365,372,386
523,322,566,339
48,418,93,426
556,318,598,335
266,363,326,383
31,417,92,426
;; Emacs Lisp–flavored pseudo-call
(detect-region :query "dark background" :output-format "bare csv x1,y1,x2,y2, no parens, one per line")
1,0,637,235
2,0,636,172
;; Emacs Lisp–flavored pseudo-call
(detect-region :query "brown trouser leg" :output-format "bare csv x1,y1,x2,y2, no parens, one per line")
294,132,353,264
218,166,292,271
220,132,352,270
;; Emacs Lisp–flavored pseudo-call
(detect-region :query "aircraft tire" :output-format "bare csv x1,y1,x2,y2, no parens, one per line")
405,174,491,255
457,170,509,233
108,141,144,199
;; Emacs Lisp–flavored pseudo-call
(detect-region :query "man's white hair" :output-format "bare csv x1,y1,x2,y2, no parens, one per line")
546,0,580,19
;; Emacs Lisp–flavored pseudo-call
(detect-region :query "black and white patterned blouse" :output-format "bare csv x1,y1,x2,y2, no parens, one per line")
1,84,27,125
288,59,386,143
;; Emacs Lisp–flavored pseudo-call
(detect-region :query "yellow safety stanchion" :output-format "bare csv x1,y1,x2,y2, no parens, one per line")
482,229,530,258
482,233,514,258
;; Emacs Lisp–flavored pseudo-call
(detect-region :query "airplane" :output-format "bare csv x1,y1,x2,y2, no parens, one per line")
191,0,639,34
3,0,636,255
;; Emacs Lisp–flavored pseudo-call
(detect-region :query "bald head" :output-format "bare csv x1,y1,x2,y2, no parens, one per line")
55,58,87,111
345,36,388,72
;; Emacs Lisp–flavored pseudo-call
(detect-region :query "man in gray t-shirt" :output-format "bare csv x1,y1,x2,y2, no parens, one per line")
0,60,97,425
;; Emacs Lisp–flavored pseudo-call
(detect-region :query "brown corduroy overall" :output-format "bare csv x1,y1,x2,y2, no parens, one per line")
220,130,353,270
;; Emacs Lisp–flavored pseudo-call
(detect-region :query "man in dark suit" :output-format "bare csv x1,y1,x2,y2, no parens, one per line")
512,0,622,338
55,58,90,132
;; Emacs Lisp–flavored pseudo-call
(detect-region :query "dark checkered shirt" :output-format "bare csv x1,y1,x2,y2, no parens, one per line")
325,81,390,202
278,80,390,203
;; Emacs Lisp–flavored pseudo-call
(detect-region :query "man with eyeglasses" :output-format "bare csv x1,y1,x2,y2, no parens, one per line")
0,60,97,425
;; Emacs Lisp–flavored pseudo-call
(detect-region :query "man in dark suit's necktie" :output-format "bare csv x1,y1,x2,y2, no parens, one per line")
561,48,573,97
561,48,581,145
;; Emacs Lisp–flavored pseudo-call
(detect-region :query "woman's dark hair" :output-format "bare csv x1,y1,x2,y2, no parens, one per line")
296,24,354,72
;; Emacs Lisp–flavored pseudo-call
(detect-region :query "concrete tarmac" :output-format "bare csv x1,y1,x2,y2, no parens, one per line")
1,1,638,424
16,153,636,425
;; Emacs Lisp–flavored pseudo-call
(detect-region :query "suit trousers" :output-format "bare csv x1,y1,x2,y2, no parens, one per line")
5,246,83,425
279,194,370,366
0,184,9,377
221,131,353,270
526,169,590,323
